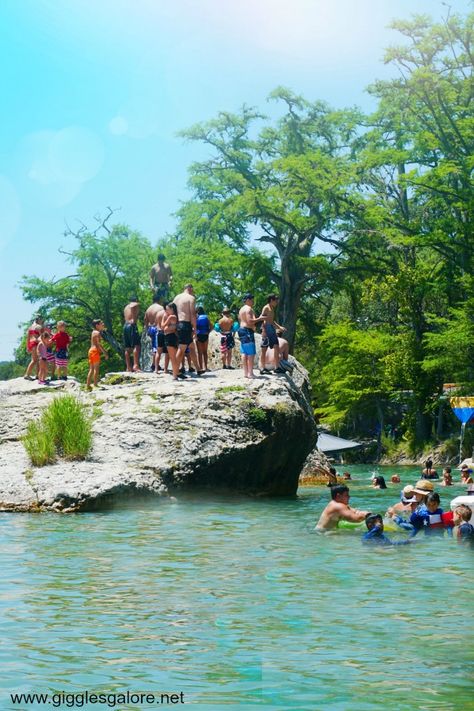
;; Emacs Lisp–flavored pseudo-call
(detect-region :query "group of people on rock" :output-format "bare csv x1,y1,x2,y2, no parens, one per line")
24,316,72,385
315,469,474,548
122,277,292,382
23,253,292,387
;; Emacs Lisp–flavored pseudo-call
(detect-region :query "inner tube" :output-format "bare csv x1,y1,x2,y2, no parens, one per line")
338,518,398,532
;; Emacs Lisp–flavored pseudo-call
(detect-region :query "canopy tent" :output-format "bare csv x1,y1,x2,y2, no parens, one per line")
317,432,363,454
450,397,474,463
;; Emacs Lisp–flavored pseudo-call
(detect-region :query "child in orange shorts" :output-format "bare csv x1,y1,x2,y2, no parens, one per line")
86,319,108,389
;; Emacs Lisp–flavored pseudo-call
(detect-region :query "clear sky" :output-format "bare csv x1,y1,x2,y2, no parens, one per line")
0,0,470,360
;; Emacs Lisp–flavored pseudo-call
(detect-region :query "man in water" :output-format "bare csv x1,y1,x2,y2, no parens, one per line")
315,485,370,532
123,297,141,372
149,253,173,301
173,283,202,375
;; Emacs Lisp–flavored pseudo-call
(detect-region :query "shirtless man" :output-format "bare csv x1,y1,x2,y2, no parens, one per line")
173,284,202,375
123,297,141,372
238,293,265,379
259,294,286,375
149,253,173,302
315,485,370,532
144,296,164,373
155,305,169,373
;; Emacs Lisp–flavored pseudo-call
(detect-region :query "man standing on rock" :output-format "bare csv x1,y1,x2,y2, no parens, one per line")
150,253,173,302
123,297,141,372
238,293,265,379
173,284,202,375
144,295,164,372
259,294,286,375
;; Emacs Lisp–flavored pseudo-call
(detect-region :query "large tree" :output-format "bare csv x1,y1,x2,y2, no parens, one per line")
177,89,361,350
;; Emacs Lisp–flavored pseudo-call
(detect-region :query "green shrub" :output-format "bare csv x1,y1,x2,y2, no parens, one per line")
23,395,93,466
42,395,93,460
22,420,57,467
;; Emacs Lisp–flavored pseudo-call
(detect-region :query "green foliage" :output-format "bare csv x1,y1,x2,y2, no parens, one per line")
247,407,269,430
23,395,93,466
23,421,57,467
19,215,154,362
0,361,24,380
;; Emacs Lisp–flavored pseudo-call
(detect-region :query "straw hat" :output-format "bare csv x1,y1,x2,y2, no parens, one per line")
413,479,434,495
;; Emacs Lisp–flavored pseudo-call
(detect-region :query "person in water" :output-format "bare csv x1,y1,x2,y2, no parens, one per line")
460,465,474,485
453,505,474,547
441,467,453,486
362,514,412,546
372,475,387,489
315,485,369,532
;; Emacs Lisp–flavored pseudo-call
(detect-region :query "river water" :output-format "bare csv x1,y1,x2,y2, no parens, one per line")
1,466,473,710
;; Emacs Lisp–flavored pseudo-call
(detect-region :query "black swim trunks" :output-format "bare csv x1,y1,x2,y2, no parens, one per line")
153,283,170,302
261,323,278,349
164,333,178,349
157,329,168,353
123,322,140,349
177,321,193,346
196,333,208,343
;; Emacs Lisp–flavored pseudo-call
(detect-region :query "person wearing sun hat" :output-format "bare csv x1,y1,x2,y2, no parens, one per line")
412,479,435,500
386,485,418,516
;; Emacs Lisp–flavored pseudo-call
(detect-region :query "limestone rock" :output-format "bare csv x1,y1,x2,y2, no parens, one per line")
0,360,316,512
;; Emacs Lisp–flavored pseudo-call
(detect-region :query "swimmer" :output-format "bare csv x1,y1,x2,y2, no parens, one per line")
315,485,370,532
362,514,412,546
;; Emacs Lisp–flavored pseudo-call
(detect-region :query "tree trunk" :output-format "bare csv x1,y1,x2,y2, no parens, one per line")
278,252,306,353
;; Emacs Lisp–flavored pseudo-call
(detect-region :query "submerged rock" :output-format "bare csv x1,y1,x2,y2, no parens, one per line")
0,360,316,512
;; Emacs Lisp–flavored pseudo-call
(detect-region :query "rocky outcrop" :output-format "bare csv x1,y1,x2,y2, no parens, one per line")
0,358,316,512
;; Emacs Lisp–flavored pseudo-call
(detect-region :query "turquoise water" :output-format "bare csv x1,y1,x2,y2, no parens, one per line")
1,466,473,710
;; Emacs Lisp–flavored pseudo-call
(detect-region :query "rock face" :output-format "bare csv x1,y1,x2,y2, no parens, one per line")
0,358,317,512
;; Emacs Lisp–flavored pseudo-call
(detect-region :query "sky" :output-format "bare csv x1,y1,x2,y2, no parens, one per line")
0,0,470,360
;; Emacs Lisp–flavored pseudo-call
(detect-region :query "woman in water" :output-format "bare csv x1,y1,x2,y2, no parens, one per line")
162,302,183,381
372,475,387,489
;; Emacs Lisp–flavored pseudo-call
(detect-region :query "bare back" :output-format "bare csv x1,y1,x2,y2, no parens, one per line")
144,303,164,328
219,316,233,332
124,301,140,324
173,292,196,323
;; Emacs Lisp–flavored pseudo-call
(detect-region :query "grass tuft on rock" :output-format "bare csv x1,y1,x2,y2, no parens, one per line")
23,421,57,467
23,395,93,466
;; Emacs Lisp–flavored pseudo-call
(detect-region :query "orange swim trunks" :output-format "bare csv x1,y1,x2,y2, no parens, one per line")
88,347,101,365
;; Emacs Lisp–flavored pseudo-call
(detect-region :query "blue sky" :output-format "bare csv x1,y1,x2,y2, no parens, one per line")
0,0,470,360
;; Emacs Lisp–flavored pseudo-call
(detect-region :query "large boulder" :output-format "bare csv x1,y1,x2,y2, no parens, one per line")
0,360,316,512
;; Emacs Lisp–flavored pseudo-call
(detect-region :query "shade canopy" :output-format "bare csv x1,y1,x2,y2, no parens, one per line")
317,433,363,453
